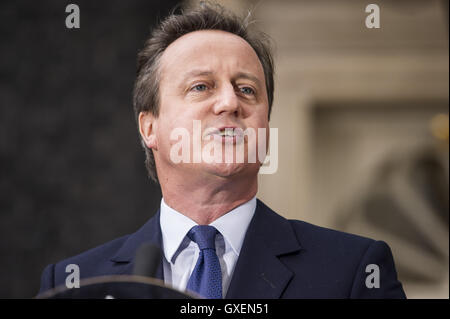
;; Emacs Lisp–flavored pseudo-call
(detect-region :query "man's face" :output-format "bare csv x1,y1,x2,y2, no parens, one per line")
141,30,270,181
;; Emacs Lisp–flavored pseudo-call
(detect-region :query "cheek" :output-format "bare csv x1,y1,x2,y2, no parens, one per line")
253,115,269,134
156,114,196,153
256,118,270,154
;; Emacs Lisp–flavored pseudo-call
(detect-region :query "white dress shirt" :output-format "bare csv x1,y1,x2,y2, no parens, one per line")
159,196,256,297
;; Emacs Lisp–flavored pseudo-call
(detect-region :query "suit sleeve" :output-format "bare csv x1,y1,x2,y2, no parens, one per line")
37,263,56,297
349,240,407,299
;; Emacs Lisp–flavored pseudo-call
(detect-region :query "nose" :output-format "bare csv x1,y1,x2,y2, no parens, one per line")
212,83,241,117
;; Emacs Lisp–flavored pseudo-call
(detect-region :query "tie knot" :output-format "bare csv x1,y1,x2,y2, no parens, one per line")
187,225,218,250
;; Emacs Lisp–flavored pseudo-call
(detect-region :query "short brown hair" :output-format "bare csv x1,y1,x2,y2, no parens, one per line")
133,2,274,182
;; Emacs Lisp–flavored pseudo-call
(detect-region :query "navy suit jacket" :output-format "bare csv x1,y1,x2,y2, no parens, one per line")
38,199,406,298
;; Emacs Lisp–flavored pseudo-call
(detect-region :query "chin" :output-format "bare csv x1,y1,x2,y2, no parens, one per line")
205,162,259,179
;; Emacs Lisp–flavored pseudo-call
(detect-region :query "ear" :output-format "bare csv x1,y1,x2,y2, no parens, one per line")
138,111,158,150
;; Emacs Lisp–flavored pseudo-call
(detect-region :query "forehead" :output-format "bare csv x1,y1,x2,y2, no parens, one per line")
159,30,264,80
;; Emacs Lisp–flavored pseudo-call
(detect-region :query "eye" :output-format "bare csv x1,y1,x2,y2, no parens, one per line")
240,86,255,95
191,84,208,92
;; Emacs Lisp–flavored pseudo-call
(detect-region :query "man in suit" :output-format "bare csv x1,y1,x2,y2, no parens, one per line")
38,3,406,298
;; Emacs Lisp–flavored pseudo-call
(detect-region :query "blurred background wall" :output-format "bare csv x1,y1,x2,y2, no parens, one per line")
1,0,448,298
0,0,178,298
241,0,449,298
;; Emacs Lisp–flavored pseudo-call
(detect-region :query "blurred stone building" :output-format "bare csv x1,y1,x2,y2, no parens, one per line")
193,0,449,298
1,0,447,298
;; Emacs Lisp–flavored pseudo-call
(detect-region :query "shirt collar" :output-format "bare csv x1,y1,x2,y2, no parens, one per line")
210,197,256,255
159,196,256,263
160,198,197,264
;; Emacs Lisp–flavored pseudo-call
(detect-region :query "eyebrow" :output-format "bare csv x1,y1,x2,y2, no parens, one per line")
179,69,213,85
233,72,263,88
179,69,263,88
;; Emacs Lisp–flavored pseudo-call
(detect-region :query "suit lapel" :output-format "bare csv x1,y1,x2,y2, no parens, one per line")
225,199,302,299
110,210,164,280
108,200,302,298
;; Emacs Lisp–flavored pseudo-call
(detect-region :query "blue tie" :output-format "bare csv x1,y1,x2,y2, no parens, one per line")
186,225,222,299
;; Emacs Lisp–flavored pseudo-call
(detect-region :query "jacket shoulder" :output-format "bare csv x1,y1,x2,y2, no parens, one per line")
288,219,376,250
57,234,130,269
256,198,375,250
285,219,405,298
38,234,131,295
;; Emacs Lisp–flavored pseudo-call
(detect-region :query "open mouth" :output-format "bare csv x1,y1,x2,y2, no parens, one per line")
216,129,241,137
204,127,245,143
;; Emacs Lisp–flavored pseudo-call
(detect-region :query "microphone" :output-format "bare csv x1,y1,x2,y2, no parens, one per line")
133,243,162,278
37,242,193,298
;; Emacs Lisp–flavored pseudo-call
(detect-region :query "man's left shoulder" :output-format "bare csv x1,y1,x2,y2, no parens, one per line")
257,199,376,253
281,210,397,270
258,201,406,298
288,218,377,253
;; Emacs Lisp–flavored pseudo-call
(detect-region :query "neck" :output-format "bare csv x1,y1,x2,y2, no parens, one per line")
159,172,258,225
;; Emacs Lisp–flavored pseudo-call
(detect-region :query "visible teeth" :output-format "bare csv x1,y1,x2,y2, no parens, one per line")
218,130,235,136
